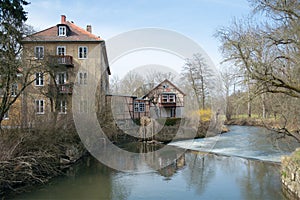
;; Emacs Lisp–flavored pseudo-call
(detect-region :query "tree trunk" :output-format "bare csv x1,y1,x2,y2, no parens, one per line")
262,93,266,118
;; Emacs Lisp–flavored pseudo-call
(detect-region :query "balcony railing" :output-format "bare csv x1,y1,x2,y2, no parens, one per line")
49,55,74,67
49,83,73,95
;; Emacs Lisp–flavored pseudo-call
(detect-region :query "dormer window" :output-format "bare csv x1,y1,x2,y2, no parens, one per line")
58,26,67,36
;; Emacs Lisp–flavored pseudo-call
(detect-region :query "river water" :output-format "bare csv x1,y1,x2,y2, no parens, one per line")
12,126,299,200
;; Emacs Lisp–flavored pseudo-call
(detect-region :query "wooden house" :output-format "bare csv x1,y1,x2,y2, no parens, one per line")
109,79,185,122
143,79,185,118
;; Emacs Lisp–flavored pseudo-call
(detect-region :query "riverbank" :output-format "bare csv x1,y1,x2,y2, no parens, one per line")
0,127,86,198
281,148,300,200
225,117,300,142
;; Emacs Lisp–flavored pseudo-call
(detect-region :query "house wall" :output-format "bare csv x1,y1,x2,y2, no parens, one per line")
1,97,22,127
146,80,185,118
21,41,108,127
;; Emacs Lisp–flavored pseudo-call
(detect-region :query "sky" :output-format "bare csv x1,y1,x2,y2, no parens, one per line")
24,0,253,78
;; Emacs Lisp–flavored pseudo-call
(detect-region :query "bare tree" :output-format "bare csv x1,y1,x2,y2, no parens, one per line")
118,71,145,96
216,0,300,140
0,0,36,127
182,53,214,110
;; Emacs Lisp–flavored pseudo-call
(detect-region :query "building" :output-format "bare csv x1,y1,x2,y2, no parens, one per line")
21,15,110,128
143,79,185,118
108,79,185,122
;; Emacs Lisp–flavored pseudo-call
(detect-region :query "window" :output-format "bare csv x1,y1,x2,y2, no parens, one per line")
161,94,176,103
58,26,67,36
34,46,44,59
162,95,168,103
134,102,145,112
169,95,175,102
80,100,88,113
35,100,44,114
57,46,66,56
78,72,87,85
78,46,88,59
59,100,67,114
11,83,17,96
35,73,44,86
139,102,145,112
56,72,67,85
3,111,9,120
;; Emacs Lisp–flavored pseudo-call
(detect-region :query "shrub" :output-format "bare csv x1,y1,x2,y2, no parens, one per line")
196,109,212,122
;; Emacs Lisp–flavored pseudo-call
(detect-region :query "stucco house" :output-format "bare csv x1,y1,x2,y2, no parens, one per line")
20,15,110,127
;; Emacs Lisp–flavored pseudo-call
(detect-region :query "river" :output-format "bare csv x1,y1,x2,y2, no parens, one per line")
11,126,299,200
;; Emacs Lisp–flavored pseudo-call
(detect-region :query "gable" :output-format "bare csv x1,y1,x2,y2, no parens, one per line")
143,79,185,99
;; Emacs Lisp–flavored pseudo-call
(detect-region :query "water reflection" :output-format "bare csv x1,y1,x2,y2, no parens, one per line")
13,141,286,200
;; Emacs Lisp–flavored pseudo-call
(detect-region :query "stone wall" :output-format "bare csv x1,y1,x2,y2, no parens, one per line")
281,148,300,200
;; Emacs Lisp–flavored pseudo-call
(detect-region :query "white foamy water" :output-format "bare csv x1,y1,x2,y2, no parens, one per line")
169,125,299,162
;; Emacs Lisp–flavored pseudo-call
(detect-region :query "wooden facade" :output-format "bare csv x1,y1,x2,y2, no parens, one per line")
108,79,185,121
143,79,185,119
107,95,150,121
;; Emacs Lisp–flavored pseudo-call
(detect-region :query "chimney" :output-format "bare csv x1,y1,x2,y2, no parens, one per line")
61,15,66,23
86,25,92,33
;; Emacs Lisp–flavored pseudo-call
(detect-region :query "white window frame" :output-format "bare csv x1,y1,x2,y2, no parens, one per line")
139,102,145,112
169,95,176,103
134,102,145,113
11,83,18,96
57,46,66,56
56,72,67,85
78,72,87,85
35,99,45,114
78,46,88,59
34,46,44,59
58,26,67,36
35,72,44,86
59,100,67,114
3,111,9,120
162,95,168,103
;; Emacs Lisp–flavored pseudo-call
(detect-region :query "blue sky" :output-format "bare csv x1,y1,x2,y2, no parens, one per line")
25,0,252,76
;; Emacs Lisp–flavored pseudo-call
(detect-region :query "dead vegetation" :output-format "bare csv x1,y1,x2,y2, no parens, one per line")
0,127,85,197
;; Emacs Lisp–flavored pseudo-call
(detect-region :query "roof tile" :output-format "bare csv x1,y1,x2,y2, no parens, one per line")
23,20,103,42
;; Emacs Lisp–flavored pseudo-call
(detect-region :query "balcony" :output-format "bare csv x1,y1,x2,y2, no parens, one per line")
49,83,73,95
49,55,74,67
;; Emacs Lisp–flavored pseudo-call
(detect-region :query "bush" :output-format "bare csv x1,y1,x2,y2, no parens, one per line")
196,109,212,122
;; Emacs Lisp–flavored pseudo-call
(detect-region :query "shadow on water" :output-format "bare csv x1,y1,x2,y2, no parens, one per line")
11,141,287,200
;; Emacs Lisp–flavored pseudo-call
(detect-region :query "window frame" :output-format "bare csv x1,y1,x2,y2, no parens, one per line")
58,26,67,37
57,46,66,56
35,72,44,86
3,111,9,120
58,100,67,114
134,102,145,113
169,95,176,103
78,46,88,59
11,83,18,96
162,95,168,103
78,72,87,85
34,46,44,59
56,72,67,85
35,99,45,114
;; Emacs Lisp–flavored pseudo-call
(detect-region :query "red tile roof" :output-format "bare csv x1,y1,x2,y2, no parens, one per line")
23,20,103,42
